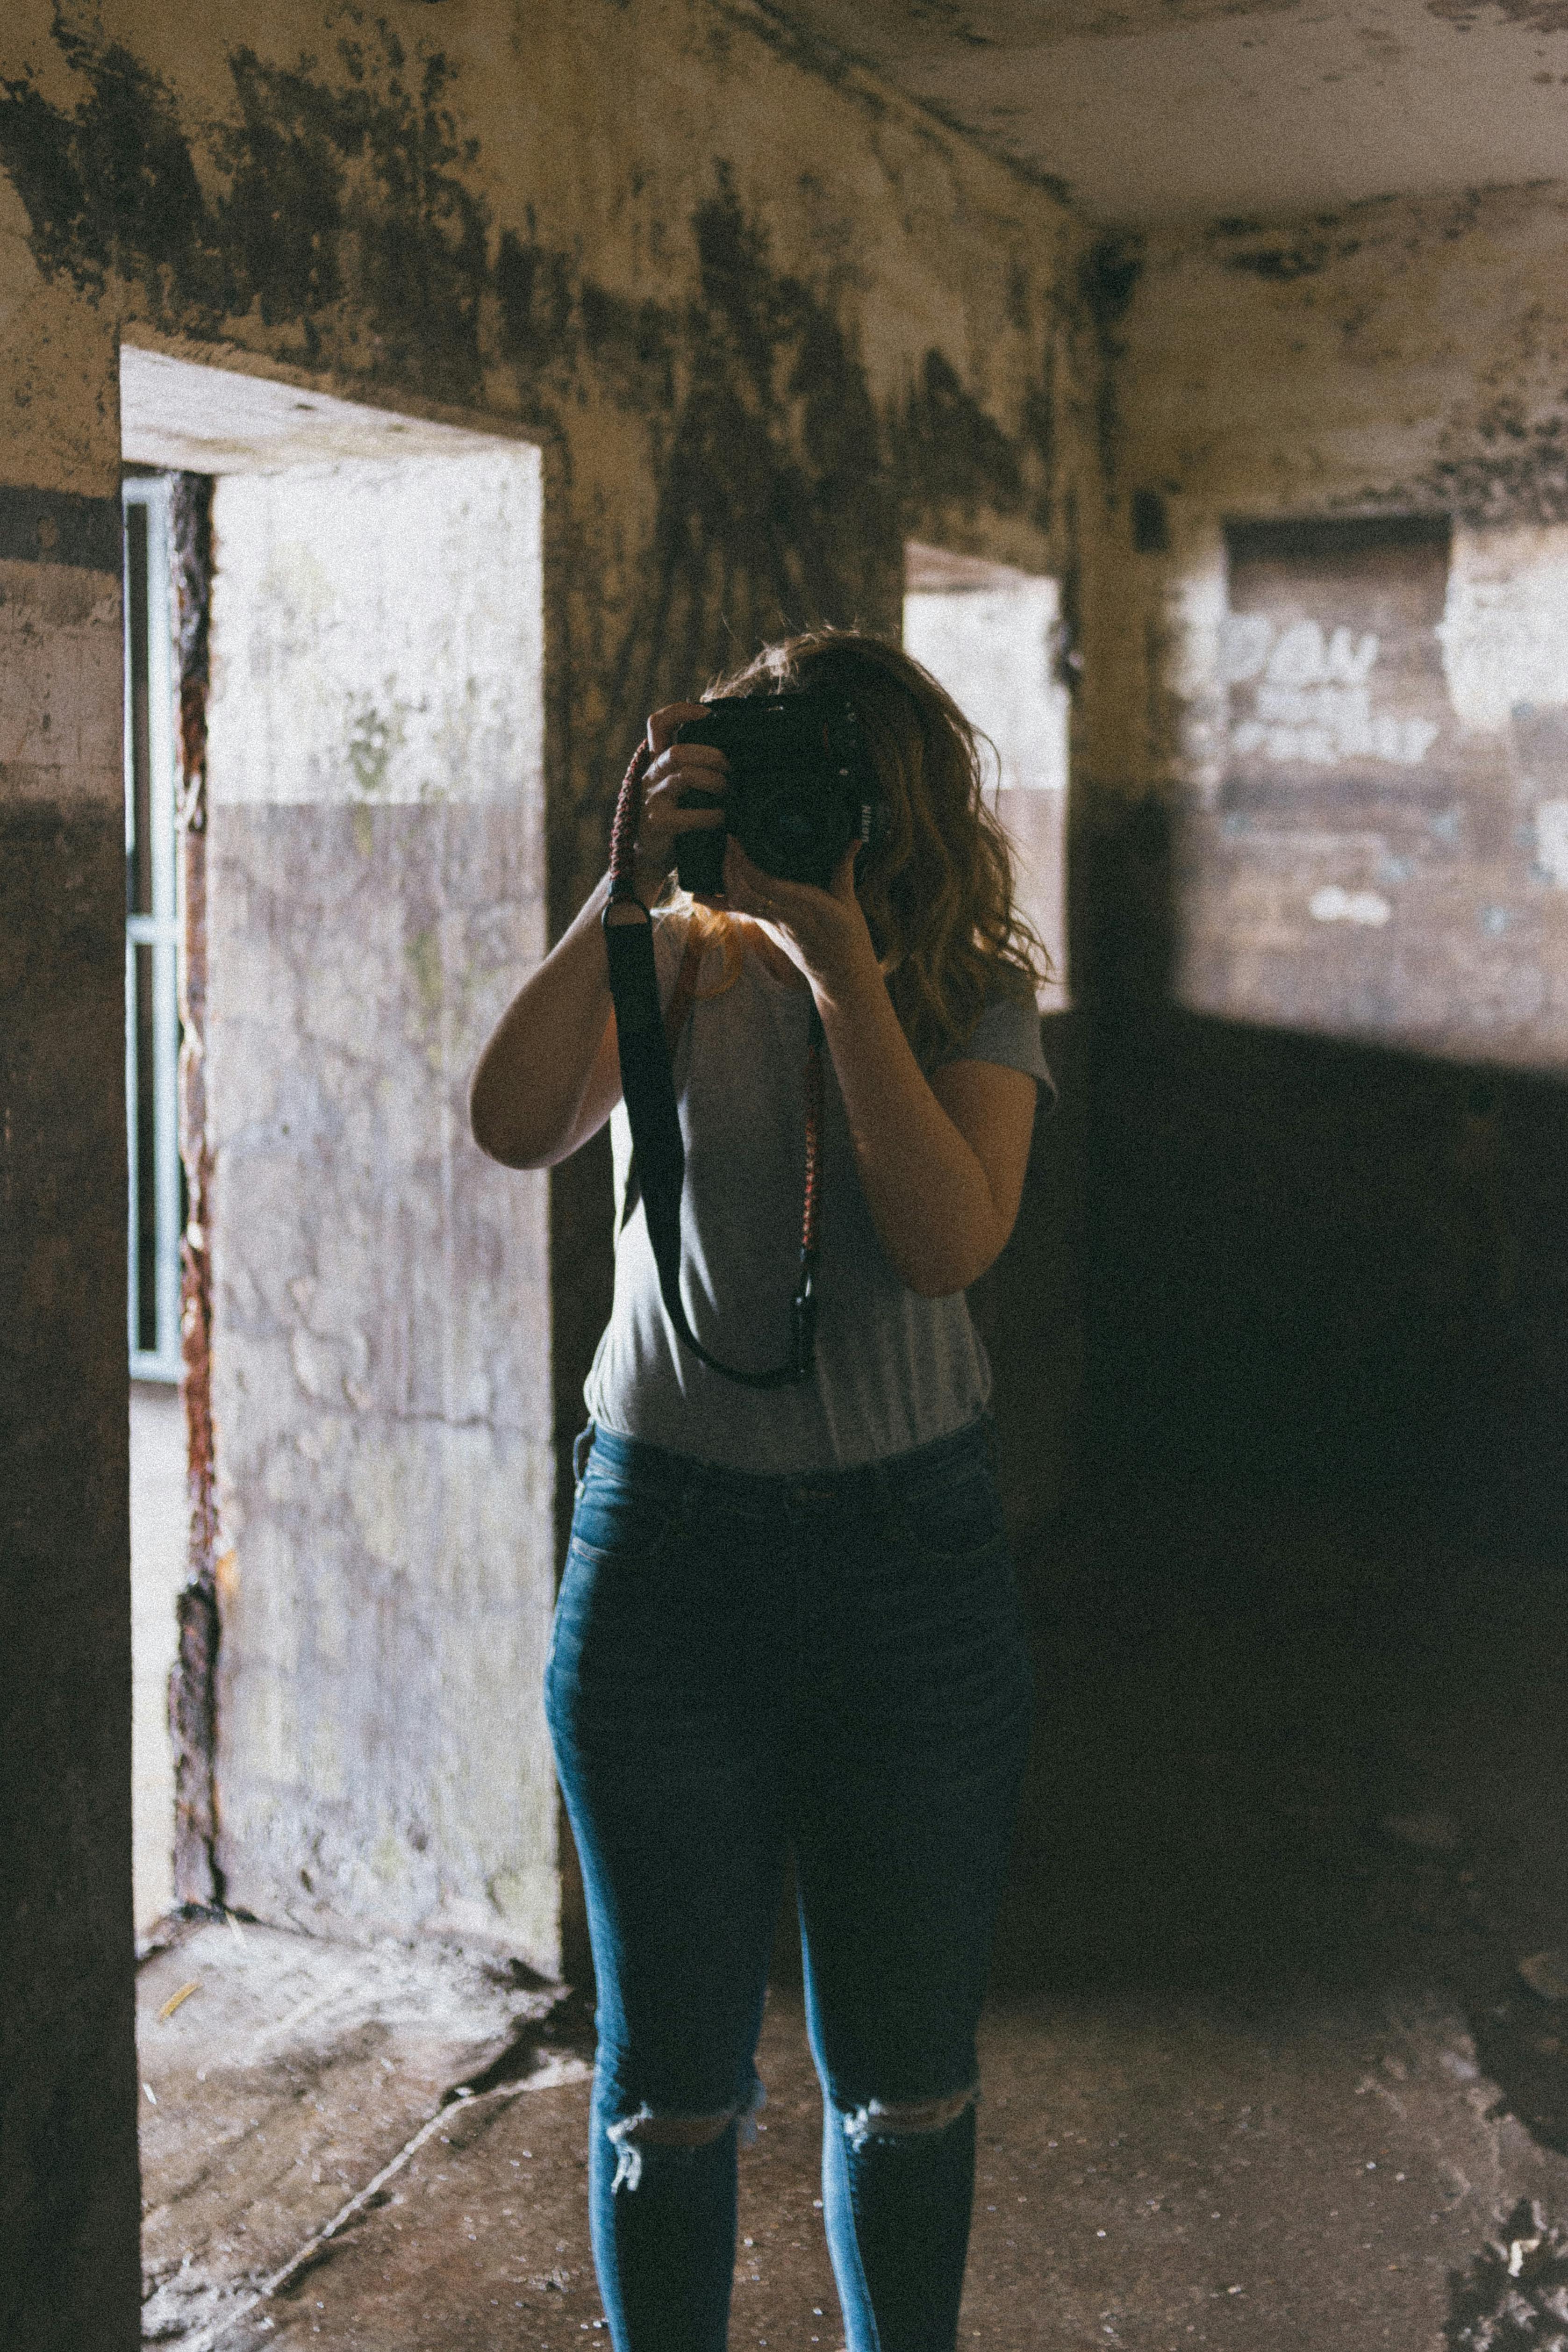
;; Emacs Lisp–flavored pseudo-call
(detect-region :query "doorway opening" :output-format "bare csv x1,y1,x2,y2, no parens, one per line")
121,345,552,1953
902,541,1070,1011
122,345,566,2334
123,470,190,1932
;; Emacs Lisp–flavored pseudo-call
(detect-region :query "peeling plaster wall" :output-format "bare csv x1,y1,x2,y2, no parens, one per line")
207,455,544,810
0,11,1100,2263
0,0,1096,1573
201,451,555,1955
1078,184,1568,1513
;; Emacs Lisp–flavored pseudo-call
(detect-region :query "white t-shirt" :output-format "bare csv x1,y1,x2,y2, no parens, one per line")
583,909,1055,1474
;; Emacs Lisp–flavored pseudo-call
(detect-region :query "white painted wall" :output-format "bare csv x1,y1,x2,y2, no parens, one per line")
903,571,1069,1007
208,452,543,809
202,443,558,1963
130,1384,184,1934
1106,190,1568,1065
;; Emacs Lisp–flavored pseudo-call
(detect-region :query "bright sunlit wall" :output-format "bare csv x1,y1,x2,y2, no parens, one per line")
903,541,1069,1013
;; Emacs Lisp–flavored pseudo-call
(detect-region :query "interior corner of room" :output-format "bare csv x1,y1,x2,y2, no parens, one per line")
9,3,1568,2345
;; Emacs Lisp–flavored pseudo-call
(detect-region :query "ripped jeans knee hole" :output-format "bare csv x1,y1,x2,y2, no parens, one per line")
838,2085,978,2153
605,2079,766,2192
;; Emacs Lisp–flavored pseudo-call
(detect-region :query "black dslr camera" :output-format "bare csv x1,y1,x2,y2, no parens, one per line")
672,691,883,897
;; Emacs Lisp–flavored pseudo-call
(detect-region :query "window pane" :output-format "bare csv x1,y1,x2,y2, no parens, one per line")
126,500,153,919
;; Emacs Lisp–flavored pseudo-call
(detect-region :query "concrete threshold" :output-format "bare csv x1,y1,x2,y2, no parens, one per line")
136,1915,567,2345
175,2056,592,2352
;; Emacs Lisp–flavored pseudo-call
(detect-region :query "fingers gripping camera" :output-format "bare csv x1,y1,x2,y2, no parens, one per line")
671,692,887,896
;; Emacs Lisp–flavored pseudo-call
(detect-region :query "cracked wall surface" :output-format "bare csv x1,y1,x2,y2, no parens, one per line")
0,6,1101,2333
205,788,555,1950
202,441,554,1954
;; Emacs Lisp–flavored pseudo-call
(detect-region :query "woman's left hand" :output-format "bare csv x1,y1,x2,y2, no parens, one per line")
724,833,1034,1298
720,838,881,1009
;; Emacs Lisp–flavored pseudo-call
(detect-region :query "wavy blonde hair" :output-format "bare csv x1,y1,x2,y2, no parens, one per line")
699,627,1050,1064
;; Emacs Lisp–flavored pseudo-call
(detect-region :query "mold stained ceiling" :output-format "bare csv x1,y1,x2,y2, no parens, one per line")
770,0,1568,222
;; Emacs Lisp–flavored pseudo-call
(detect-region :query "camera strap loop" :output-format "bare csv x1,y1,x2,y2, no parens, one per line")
602,739,820,1389
616,921,708,1239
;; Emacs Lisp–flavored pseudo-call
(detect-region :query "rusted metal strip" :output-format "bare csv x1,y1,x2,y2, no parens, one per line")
169,471,223,1911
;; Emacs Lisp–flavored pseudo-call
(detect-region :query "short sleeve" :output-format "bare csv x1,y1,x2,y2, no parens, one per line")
935,992,1056,1108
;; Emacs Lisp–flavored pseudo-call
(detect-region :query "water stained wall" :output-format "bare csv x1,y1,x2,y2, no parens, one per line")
1187,509,1568,1058
0,6,1101,2325
1082,183,1568,1512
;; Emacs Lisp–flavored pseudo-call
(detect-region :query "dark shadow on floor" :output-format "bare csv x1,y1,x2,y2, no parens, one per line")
995,1483,1568,2161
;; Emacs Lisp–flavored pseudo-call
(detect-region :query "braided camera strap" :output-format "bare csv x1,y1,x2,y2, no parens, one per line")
602,741,821,1388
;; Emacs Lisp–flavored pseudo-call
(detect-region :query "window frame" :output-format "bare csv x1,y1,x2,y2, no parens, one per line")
123,474,183,1383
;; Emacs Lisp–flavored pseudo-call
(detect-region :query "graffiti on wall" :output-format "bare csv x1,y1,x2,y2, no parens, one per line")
1222,615,1440,772
1185,512,1568,1060
1222,515,1455,807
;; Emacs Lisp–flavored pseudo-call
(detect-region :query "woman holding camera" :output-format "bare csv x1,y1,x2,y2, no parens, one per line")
471,629,1051,2352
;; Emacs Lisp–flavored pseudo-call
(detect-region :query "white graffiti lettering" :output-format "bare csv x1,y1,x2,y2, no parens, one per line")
1309,885,1393,926
1224,615,1439,769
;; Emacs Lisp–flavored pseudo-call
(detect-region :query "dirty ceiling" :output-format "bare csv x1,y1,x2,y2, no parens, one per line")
771,0,1568,222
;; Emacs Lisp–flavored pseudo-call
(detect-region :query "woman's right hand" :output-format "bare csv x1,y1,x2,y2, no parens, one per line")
631,703,728,904
472,702,725,1166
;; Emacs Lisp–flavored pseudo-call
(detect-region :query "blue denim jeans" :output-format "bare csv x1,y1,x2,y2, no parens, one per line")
544,1414,1034,2352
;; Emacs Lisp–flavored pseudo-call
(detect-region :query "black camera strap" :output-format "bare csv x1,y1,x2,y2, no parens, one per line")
602,741,820,1389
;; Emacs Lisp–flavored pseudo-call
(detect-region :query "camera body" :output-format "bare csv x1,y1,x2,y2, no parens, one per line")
672,691,883,896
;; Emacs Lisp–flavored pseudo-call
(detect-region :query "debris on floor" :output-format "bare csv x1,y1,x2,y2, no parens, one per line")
143,1956,1568,2350
136,1509,1568,2347
137,1916,559,2344
1446,2199,1568,2350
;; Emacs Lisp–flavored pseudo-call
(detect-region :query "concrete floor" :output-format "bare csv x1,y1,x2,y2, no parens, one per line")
138,1492,1568,2347
137,1918,563,2345
145,1974,1568,2352
132,1380,187,1935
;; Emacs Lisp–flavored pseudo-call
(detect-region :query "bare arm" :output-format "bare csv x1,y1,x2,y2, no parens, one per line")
721,840,1038,1297
468,706,728,1169
468,872,621,1168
